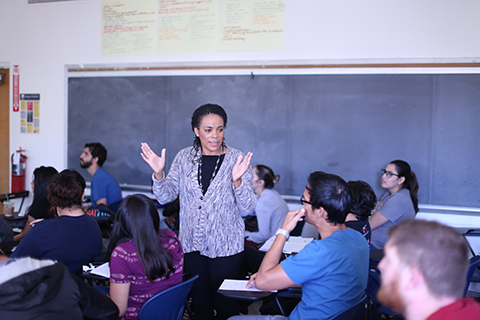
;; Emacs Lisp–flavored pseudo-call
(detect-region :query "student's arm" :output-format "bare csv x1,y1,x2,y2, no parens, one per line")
96,198,108,206
244,200,272,244
369,211,389,230
13,215,35,242
109,282,130,317
250,209,304,291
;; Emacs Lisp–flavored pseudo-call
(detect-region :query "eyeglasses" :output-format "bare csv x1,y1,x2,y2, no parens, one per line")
381,168,400,178
300,195,312,205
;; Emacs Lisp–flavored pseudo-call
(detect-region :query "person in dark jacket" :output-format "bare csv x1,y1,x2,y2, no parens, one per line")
0,254,118,320
0,216,13,254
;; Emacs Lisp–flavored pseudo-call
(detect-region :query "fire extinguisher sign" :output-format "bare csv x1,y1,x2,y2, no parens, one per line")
20,93,40,134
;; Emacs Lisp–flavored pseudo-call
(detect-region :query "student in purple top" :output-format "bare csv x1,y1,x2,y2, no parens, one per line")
107,194,184,320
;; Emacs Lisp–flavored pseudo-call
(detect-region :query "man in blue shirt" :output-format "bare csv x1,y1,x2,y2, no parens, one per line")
80,142,122,211
231,171,369,320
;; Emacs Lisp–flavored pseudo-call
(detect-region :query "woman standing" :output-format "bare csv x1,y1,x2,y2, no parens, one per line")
13,166,58,242
369,160,419,250
108,194,183,320
245,165,289,246
141,103,256,320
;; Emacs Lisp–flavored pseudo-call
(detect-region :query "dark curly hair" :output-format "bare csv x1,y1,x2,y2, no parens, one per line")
85,142,107,166
347,180,377,221
47,169,86,209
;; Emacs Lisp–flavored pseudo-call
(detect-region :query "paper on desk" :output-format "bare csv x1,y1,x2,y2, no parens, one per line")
259,236,314,253
90,262,110,278
219,279,277,292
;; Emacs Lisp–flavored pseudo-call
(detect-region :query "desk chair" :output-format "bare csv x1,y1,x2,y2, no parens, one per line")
465,255,480,297
276,288,364,320
139,275,198,320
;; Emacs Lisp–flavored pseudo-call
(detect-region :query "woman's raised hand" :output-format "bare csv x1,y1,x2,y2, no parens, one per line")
232,152,253,188
141,142,166,180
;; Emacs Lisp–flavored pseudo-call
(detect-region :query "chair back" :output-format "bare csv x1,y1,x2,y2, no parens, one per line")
464,255,480,296
139,275,199,320
327,301,361,320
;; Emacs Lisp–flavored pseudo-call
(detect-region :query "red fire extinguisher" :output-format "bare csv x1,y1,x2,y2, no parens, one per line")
11,147,27,193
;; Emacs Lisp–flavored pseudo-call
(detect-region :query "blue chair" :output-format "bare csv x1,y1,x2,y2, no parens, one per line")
276,287,364,320
464,255,480,296
139,275,199,320
327,302,362,320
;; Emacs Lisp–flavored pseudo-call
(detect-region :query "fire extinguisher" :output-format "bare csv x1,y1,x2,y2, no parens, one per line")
11,147,27,193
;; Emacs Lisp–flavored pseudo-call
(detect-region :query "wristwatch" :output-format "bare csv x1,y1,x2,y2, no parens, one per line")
275,228,290,240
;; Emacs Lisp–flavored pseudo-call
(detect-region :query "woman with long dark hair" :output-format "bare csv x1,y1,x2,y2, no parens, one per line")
245,164,289,246
13,166,58,242
108,194,183,320
141,103,256,320
370,160,419,249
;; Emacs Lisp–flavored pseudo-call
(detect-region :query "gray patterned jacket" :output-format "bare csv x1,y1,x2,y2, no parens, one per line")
152,145,256,258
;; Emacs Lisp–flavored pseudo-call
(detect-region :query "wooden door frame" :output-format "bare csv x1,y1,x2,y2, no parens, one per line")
0,68,10,193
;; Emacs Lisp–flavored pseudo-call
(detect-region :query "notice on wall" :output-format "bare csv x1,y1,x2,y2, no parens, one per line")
20,94,40,134
157,0,217,54
218,0,285,52
102,0,157,57
101,0,285,56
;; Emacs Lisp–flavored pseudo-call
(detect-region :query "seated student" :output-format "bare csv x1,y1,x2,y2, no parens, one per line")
13,166,58,242
378,219,480,320
80,142,122,211
107,194,184,320
159,197,180,236
244,165,289,246
345,180,377,247
231,171,369,320
370,160,419,250
0,254,118,320
11,169,103,274
0,216,13,253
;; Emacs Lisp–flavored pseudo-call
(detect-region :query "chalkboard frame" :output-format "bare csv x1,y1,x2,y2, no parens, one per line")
66,68,480,208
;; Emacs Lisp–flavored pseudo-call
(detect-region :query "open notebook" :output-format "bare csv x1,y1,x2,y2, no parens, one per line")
259,236,314,254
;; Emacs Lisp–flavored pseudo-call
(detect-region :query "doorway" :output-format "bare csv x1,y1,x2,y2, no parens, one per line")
0,68,10,192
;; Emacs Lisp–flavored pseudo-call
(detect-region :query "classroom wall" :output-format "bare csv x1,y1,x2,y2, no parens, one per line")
1,0,479,211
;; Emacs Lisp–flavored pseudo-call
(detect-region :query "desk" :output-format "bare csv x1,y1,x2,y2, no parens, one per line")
218,290,273,301
2,212,27,230
0,191,30,213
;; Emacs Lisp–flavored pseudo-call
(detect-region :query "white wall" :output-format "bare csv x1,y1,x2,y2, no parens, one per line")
1,0,479,211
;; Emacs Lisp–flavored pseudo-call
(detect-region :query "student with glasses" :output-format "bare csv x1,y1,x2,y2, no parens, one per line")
369,160,419,250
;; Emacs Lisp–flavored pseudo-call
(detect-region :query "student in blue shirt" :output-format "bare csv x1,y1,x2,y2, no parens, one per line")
231,171,369,320
80,142,122,211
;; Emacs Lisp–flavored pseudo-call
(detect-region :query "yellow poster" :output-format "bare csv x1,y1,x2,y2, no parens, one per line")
100,0,285,56
219,0,285,52
102,0,157,57
157,0,218,54
20,94,40,134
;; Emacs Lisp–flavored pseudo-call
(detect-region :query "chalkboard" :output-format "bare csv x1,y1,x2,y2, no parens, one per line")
67,74,480,207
